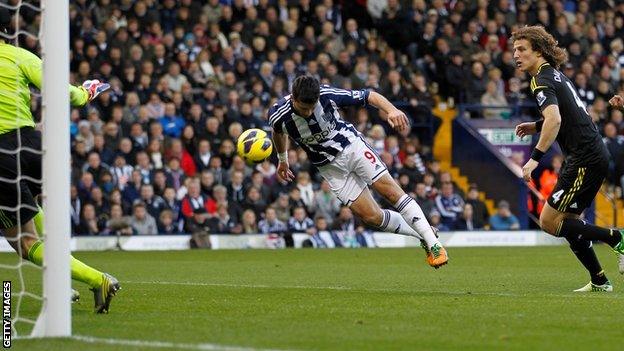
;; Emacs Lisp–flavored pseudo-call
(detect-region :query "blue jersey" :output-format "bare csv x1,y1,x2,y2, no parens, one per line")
268,86,370,167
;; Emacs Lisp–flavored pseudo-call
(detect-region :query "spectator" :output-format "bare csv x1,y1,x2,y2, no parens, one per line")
453,203,483,231
445,51,468,104
76,203,103,236
602,123,624,185
241,186,267,218
139,184,166,219
165,157,186,191
434,182,464,228
208,203,240,234
82,151,110,184
181,178,216,219
539,155,563,201
465,61,488,104
481,81,510,119
288,206,314,247
489,200,520,230
90,186,109,217
429,209,450,232
414,182,435,222
77,172,96,202
159,103,186,138
240,209,259,234
310,215,343,248
75,120,95,151
258,207,289,243
199,170,215,198
162,187,183,228
129,202,158,235
312,179,341,227
104,204,135,236
295,171,315,213
271,192,292,224
212,184,243,223
332,206,358,245
227,170,246,203
465,185,489,229
122,170,144,206
157,209,182,235
193,139,212,172
135,151,154,184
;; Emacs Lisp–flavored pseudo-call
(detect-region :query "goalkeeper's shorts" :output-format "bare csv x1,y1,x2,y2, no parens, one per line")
0,127,41,229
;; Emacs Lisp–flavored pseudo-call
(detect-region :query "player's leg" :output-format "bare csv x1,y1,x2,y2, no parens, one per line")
370,173,440,247
347,137,446,267
541,204,610,289
541,165,623,249
5,129,121,312
540,163,617,291
316,149,425,243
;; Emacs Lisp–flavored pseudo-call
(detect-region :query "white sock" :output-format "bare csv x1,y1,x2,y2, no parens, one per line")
394,194,440,249
379,209,423,240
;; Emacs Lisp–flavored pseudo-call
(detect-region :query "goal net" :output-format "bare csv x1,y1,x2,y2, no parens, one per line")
0,0,71,338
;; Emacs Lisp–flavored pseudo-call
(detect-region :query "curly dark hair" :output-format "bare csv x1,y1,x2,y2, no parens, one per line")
511,25,568,69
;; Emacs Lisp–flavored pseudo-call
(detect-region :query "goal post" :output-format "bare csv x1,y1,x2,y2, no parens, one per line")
31,0,71,337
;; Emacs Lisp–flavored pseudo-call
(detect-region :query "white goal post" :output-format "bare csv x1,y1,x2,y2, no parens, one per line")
31,0,71,337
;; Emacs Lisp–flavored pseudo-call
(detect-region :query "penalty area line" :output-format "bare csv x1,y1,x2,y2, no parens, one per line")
71,334,291,351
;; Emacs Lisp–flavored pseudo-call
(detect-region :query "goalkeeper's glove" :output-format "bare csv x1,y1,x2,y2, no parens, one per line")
82,79,111,102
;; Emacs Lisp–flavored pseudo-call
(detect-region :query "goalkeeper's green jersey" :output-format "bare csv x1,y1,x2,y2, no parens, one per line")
0,42,88,134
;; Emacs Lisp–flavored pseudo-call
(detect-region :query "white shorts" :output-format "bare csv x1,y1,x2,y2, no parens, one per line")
318,137,388,206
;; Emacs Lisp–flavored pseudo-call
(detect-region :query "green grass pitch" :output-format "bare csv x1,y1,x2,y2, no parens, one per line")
2,245,623,351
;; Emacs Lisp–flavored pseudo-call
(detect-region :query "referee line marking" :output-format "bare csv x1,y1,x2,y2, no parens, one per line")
70,335,291,351
124,280,592,298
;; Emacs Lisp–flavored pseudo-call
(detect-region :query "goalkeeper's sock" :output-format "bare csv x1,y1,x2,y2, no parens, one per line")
33,206,44,237
558,218,621,247
27,240,104,288
379,209,424,240
393,194,439,249
565,235,608,285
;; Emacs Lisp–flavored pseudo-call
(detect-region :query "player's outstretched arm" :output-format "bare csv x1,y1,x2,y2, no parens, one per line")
367,91,409,132
609,95,624,108
16,46,109,107
273,130,294,182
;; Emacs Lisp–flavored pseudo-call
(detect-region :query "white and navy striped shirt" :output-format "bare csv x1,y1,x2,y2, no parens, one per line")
268,86,370,167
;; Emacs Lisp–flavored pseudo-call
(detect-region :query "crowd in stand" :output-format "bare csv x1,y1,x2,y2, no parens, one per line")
8,0,624,242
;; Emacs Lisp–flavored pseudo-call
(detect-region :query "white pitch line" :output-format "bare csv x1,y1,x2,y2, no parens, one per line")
71,335,291,351
125,280,522,297
125,280,623,299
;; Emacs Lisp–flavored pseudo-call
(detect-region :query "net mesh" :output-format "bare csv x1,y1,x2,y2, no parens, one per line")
0,0,45,338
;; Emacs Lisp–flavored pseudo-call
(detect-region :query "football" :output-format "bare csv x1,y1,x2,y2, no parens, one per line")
237,128,273,164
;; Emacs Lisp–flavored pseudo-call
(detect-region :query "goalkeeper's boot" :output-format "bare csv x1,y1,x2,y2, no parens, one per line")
91,273,121,314
427,243,448,269
618,253,624,275
574,281,613,292
71,288,80,303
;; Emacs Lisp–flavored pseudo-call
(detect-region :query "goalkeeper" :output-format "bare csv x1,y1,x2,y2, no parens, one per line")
0,10,119,313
